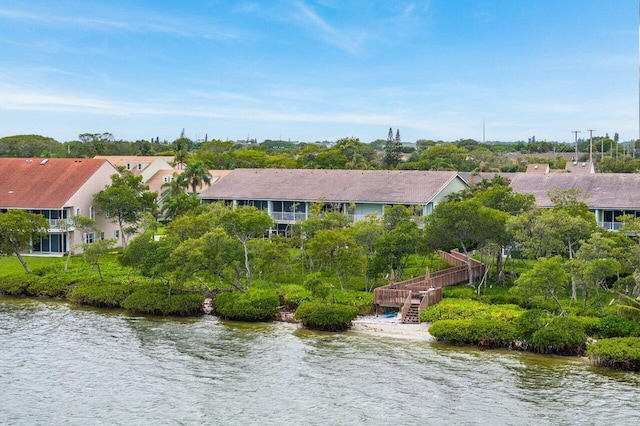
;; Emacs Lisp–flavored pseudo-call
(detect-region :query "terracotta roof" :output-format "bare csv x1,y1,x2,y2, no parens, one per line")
93,155,174,167
509,173,640,209
0,158,109,209
198,168,460,204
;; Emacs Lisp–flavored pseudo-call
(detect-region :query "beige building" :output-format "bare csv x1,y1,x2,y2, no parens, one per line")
0,158,121,254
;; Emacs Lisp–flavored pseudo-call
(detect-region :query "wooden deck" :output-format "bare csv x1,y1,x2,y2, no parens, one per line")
373,249,485,323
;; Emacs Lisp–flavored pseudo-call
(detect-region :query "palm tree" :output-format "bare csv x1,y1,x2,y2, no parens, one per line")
160,173,187,198
182,161,212,194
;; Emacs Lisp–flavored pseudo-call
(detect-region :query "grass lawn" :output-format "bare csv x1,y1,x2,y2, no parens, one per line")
0,256,64,276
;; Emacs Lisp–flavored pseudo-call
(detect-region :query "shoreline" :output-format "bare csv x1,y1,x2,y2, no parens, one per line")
350,315,435,341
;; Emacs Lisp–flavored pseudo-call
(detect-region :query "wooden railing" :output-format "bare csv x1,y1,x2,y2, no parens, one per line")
373,249,485,321
400,294,413,321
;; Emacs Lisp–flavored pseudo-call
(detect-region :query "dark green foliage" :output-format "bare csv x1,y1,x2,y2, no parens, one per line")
294,301,358,331
530,317,587,355
442,285,475,299
332,290,374,315
513,309,551,342
26,276,71,297
277,284,313,310
214,288,280,321
0,274,36,295
428,319,516,348
67,283,138,308
597,315,640,338
587,337,640,370
572,316,602,337
122,289,204,316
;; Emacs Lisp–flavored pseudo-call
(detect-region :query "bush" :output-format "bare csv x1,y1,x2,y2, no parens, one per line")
67,283,138,308
428,319,516,348
27,275,72,297
294,301,358,332
573,316,602,337
122,289,204,316
442,286,475,299
587,337,640,371
530,317,587,356
277,285,313,310
514,309,551,343
597,315,640,338
0,275,35,295
214,288,280,322
332,290,374,315
420,299,523,323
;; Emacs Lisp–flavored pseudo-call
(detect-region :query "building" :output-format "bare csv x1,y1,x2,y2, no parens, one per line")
0,158,120,254
198,168,467,233
509,173,640,230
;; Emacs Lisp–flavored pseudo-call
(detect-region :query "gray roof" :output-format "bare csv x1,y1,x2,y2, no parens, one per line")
198,168,461,204
509,173,640,209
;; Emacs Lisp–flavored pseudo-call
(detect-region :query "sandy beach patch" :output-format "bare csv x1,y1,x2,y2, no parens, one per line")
350,315,435,341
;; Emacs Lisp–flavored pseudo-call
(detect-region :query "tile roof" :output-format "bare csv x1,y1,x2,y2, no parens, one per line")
0,158,108,209
509,173,640,209
198,168,460,204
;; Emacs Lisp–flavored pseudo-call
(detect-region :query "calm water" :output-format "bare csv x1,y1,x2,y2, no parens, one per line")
1,297,640,425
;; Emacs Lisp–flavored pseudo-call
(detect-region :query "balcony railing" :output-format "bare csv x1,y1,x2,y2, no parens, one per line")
270,212,307,222
598,221,624,231
48,219,74,231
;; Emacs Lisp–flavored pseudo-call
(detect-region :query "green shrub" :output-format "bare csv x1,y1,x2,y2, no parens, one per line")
277,285,313,310
27,275,72,297
419,299,523,323
587,337,640,371
442,286,475,299
122,289,204,316
67,283,138,308
332,290,374,315
294,301,358,332
597,315,640,338
0,275,34,295
214,288,280,322
514,309,551,342
420,299,488,322
530,317,587,355
573,316,602,337
428,319,516,348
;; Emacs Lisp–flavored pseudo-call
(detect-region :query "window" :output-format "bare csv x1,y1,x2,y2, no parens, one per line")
137,163,143,170
89,206,95,220
163,176,172,183
126,163,132,170
84,232,95,244
114,230,120,240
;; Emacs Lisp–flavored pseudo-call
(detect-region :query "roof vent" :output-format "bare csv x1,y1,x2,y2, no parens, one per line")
40,159,49,165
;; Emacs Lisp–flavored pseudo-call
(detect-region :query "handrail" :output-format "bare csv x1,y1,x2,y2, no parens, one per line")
400,294,413,321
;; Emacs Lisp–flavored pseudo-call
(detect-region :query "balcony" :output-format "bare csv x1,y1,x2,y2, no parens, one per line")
598,221,623,231
270,212,307,222
48,218,75,232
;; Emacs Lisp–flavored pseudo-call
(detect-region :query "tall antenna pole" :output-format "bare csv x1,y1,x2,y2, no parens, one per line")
587,129,596,165
571,130,581,163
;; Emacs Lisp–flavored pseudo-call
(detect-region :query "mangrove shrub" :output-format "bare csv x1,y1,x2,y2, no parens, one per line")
530,316,587,355
214,288,280,321
295,301,358,331
587,337,640,371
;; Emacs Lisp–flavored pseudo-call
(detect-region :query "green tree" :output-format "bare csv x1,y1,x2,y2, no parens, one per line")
424,199,508,286
0,210,49,273
182,160,212,194
511,256,568,314
80,238,116,283
306,228,363,289
219,206,274,283
93,174,157,247
383,127,401,169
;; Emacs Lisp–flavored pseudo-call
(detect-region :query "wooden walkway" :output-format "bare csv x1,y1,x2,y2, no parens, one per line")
373,249,485,324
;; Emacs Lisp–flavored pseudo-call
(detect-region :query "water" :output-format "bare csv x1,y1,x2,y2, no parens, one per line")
2,297,640,425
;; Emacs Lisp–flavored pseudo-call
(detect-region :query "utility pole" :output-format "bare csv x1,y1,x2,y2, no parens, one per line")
571,130,581,163
587,129,596,165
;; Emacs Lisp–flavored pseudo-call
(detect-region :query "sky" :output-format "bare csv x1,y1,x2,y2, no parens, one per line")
0,0,638,144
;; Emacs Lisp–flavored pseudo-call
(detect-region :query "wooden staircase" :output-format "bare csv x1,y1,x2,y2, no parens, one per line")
402,300,421,324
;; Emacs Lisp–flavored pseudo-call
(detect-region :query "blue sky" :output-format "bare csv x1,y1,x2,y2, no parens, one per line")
0,0,637,144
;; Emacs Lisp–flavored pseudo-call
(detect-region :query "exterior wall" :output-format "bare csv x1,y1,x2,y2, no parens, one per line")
430,176,467,206
140,159,175,183
352,203,384,220
64,161,121,251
